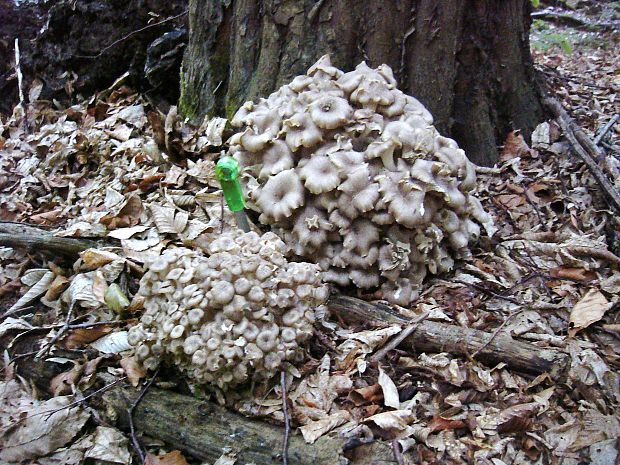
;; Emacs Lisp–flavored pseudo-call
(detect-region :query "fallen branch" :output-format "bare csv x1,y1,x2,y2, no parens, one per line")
593,114,619,148
102,382,397,465
544,98,620,213
328,296,569,379
0,222,103,258
13,354,396,464
531,11,619,31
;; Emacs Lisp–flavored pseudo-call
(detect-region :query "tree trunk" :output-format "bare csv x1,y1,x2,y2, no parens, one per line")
180,0,545,166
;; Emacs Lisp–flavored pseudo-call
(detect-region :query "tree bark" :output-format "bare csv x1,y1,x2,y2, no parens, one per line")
180,0,545,166
329,296,569,379
0,222,103,259
102,383,397,464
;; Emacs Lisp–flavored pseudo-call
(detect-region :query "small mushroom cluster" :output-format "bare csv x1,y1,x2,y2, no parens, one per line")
229,55,494,305
128,231,328,389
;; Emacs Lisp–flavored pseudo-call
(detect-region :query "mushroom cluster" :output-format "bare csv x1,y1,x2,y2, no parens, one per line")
228,56,494,305
128,231,328,389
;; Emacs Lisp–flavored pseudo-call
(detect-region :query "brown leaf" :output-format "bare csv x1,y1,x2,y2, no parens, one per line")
62,325,114,349
348,384,383,406
500,130,535,161
549,266,597,282
147,110,166,147
495,194,525,209
79,355,109,390
145,450,190,465
120,356,146,387
100,194,143,229
568,289,611,337
428,415,467,433
44,274,70,301
50,362,83,396
79,249,121,270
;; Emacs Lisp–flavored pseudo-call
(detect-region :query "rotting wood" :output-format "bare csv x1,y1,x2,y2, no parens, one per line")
103,383,397,465
544,98,620,213
13,357,394,464
0,222,103,258
328,295,570,379
531,11,619,32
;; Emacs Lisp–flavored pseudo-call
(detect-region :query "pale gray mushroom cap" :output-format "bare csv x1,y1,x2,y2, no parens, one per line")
229,56,494,306
129,231,329,391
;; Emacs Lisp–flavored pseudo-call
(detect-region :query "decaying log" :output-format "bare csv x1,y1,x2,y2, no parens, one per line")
0,221,103,258
103,383,396,465
544,98,620,213
12,354,395,464
329,296,569,379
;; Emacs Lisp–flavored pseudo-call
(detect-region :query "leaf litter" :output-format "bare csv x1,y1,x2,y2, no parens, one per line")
0,3,619,464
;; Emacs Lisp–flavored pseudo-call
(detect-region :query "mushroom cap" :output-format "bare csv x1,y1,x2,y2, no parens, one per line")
227,56,493,307
255,169,305,222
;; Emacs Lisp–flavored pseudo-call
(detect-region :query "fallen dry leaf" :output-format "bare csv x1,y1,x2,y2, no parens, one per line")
428,416,467,433
62,325,114,349
145,450,190,465
120,355,146,387
79,248,122,270
501,130,536,161
378,367,400,409
348,384,383,406
549,266,597,282
85,426,131,463
569,289,612,337
50,362,83,396
0,395,90,463
299,411,350,444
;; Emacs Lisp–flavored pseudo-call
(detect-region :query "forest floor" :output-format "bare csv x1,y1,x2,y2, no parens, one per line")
0,2,619,465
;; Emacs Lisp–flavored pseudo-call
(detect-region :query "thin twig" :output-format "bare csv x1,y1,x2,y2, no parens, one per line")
545,97,620,213
593,114,619,148
371,312,429,364
471,311,521,359
74,11,188,59
129,368,160,465
392,439,405,465
8,376,126,427
280,371,291,465
454,280,521,305
1,305,34,320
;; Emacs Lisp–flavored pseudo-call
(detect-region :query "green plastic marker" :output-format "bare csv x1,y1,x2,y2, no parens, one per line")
216,155,251,232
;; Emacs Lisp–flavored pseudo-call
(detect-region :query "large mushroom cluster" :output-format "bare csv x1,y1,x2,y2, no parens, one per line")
229,56,494,305
128,231,328,389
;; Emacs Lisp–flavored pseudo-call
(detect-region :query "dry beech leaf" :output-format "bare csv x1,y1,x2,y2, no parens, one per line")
120,356,146,387
569,289,612,337
44,275,70,301
428,416,467,433
213,453,237,465
549,266,597,282
0,396,90,462
299,411,350,444
90,331,132,353
149,204,188,234
501,130,535,161
363,410,413,435
378,367,400,409
107,225,150,240
85,426,131,463
92,271,108,303
145,450,190,465
79,249,121,270
0,317,32,338
8,271,55,312
50,361,83,396
348,384,383,406
63,325,114,349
